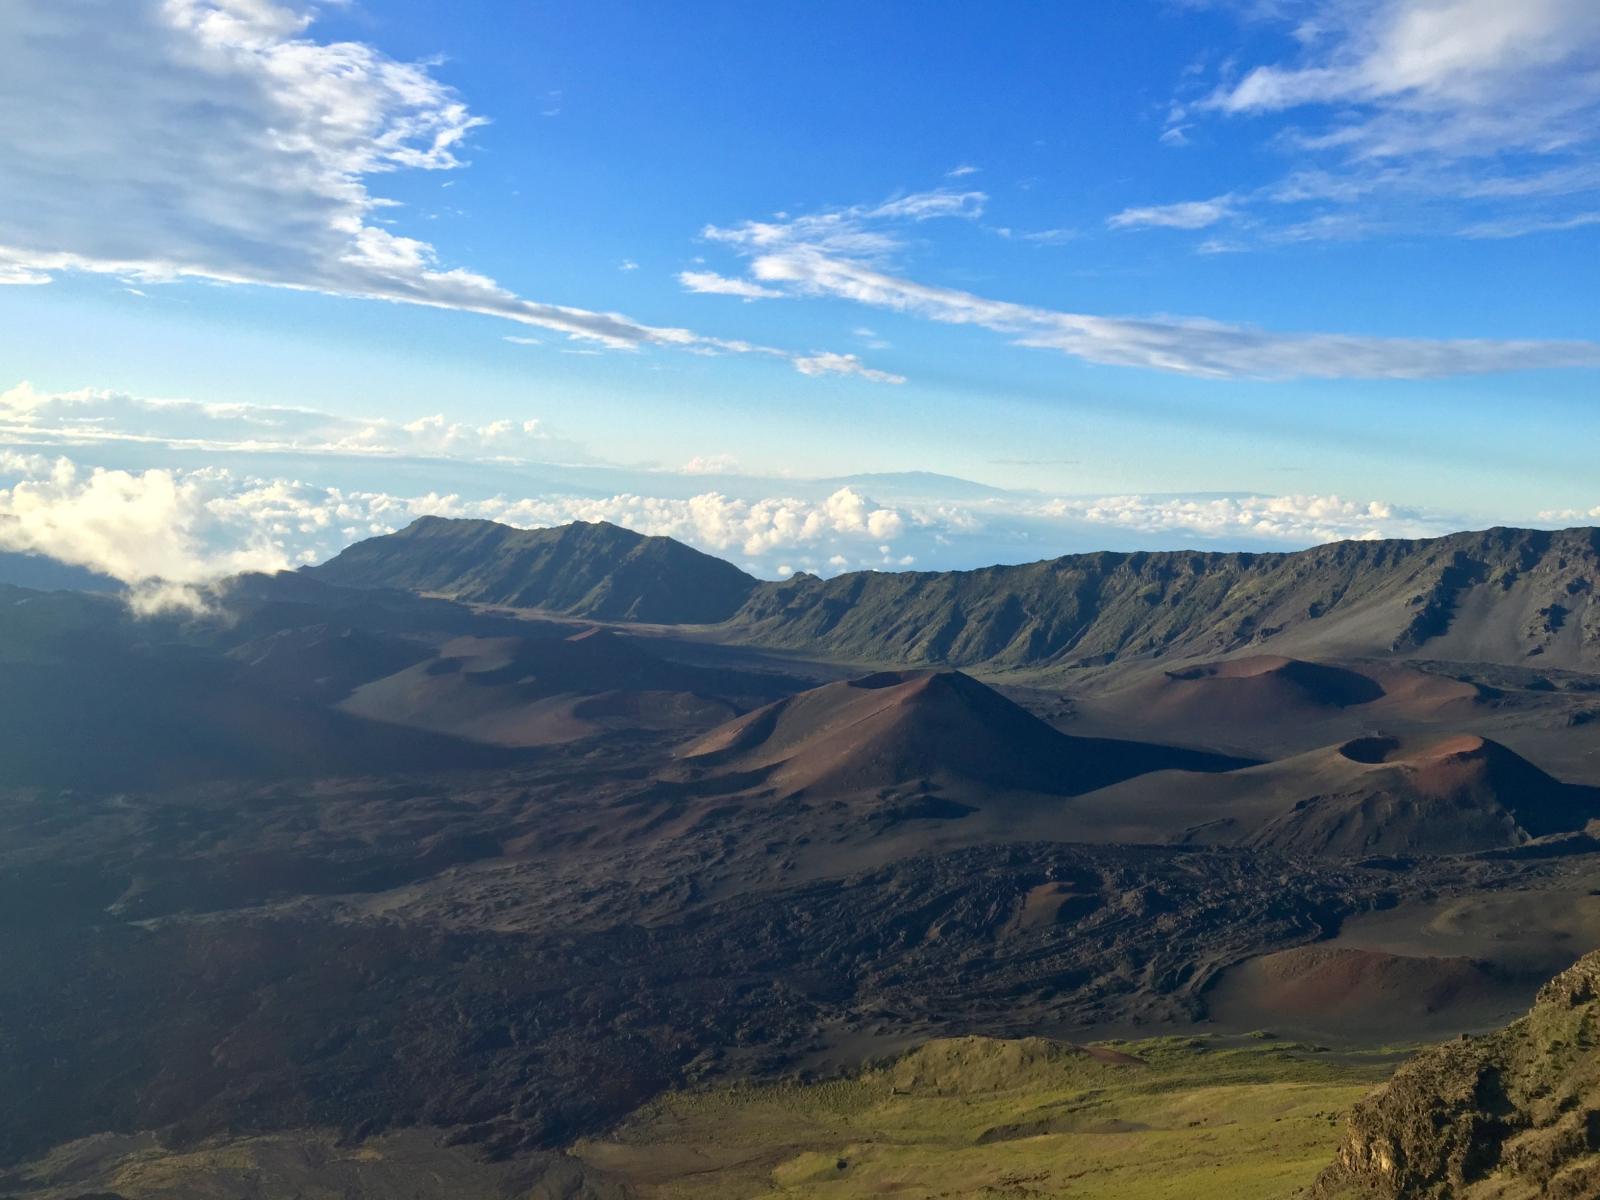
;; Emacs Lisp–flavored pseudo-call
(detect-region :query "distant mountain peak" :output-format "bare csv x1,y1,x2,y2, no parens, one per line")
309,517,757,624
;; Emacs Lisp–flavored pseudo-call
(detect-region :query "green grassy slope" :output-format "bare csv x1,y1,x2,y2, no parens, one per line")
577,1035,1403,1199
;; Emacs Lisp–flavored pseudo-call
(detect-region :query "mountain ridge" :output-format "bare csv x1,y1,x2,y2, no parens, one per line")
309,518,1600,673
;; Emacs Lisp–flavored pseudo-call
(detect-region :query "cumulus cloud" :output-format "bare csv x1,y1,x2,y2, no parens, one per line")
8,445,1540,604
0,381,586,463
1537,504,1600,523
0,453,293,612
0,0,891,381
548,486,904,559
1151,0,1600,244
695,189,1600,378
1,445,1473,587
0,451,915,595
680,453,741,475
1038,492,1429,543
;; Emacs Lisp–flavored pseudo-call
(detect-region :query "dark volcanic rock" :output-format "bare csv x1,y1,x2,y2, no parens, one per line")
0,825,1378,1167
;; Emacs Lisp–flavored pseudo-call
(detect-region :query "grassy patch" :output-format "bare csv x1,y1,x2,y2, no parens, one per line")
576,1035,1405,1199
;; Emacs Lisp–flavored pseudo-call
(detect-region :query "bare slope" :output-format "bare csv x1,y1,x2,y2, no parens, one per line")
339,627,756,746
1082,733,1600,857
1248,735,1600,856
679,668,1248,799
0,642,515,790
1205,946,1524,1041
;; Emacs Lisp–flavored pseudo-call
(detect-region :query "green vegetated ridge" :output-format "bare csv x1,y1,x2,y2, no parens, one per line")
576,1034,1401,1199
1314,948,1600,1199
311,519,1600,671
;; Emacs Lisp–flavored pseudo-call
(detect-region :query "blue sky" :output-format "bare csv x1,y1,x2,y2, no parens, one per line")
1,0,1598,597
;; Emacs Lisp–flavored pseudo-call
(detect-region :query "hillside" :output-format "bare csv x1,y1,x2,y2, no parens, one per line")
733,525,1600,671
1246,734,1600,857
309,516,758,624
1314,949,1600,1199
337,627,785,746
679,668,1248,799
312,520,1600,672
1082,733,1600,857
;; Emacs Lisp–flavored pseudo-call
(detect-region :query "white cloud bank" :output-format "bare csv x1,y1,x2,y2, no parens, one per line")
1041,492,1416,544
0,452,293,612
693,189,1600,379
0,0,894,381
0,453,910,607
0,381,585,463
1,444,1503,616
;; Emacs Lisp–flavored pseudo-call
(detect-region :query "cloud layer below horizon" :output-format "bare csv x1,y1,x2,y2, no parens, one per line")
0,380,1521,614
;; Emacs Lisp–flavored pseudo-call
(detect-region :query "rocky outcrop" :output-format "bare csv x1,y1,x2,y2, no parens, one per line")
1313,950,1600,1198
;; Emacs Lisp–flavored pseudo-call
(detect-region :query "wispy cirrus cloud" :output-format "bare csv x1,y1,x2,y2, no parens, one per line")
791,352,907,385
1108,195,1237,230
677,270,781,299
1140,0,1600,245
1459,212,1600,240
691,190,1600,379
0,0,893,381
